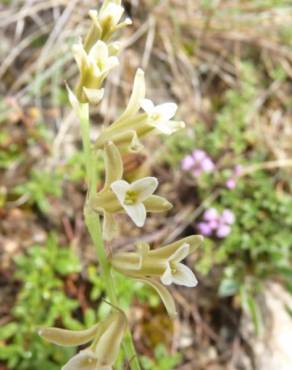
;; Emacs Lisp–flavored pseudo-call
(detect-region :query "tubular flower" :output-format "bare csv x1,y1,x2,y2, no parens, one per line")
84,1,132,49
140,99,185,135
111,235,203,317
91,142,172,239
73,40,119,104
38,310,127,370
95,69,185,152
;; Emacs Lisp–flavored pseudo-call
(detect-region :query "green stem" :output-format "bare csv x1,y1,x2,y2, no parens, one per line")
79,106,141,370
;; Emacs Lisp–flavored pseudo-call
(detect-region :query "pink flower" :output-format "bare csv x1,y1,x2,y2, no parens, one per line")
226,178,236,189
181,155,195,171
181,149,215,177
221,209,235,224
197,208,235,239
197,222,213,236
203,208,218,221
225,164,243,189
216,224,231,238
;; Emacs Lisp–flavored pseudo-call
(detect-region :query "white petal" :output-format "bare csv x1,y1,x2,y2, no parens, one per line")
89,40,108,62
141,98,154,115
169,243,189,263
119,69,145,120
123,203,146,227
160,264,173,286
130,177,158,202
72,42,88,71
155,120,185,135
154,102,177,121
62,350,97,370
111,180,130,205
83,87,104,105
106,56,119,70
100,3,124,25
172,263,198,287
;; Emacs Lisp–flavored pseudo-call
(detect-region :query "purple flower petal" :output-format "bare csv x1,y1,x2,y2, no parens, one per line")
216,224,231,238
201,157,215,173
221,209,235,224
226,178,236,189
197,222,213,236
209,219,219,230
203,208,219,222
192,168,202,177
192,149,206,161
181,155,195,171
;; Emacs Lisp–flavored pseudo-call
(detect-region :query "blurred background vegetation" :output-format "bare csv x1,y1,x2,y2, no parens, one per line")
0,1,291,369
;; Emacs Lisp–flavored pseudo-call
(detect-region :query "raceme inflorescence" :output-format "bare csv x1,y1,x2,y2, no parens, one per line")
39,1,203,369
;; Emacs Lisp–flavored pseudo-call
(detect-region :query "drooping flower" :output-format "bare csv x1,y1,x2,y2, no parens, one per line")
197,208,235,238
181,149,215,177
140,99,185,135
160,243,198,287
95,69,185,152
111,235,203,317
92,142,172,239
39,310,127,370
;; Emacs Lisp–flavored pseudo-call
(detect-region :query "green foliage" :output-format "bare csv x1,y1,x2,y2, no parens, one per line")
0,234,82,370
14,169,62,213
141,345,182,370
163,60,292,332
86,267,161,321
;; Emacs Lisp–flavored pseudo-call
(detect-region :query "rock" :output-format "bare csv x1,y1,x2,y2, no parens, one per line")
242,282,292,370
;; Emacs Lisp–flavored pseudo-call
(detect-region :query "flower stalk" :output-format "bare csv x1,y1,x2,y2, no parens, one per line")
81,108,141,370
39,2,203,369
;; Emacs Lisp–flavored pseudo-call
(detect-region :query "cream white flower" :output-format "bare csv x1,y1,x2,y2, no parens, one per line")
87,2,132,44
111,236,203,317
92,143,172,240
141,98,185,134
72,40,118,104
160,243,198,287
99,2,124,27
111,177,158,227
73,40,118,80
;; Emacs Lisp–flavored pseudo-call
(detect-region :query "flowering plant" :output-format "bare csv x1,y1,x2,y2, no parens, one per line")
197,208,235,238
39,1,203,369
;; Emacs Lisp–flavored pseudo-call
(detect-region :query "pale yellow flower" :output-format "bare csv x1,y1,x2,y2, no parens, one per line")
39,310,127,370
86,2,132,45
92,142,172,239
111,235,203,317
73,40,118,104
95,69,185,151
